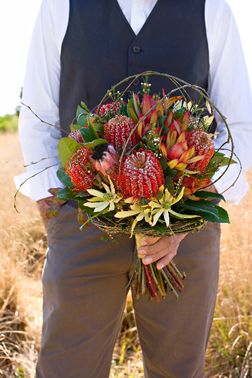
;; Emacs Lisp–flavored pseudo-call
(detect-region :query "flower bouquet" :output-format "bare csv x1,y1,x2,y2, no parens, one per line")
53,71,236,300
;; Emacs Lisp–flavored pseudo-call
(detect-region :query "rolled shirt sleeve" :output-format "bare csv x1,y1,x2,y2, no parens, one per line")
14,0,69,201
206,0,252,203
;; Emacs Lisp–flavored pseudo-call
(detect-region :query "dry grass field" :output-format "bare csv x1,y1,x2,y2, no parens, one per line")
0,131,251,377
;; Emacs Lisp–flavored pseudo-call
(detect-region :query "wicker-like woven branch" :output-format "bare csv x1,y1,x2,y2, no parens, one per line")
89,215,206,238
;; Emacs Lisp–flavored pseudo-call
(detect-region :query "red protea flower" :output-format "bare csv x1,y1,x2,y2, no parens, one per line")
97,101,122,117
160,129,197,171
137,94,165,138
91,144,119,177
181,176,212,197
187,129,214,172
118,149,164,199
104,115,139,153
69,130,84,144
66,147,95,192
141,94,156,123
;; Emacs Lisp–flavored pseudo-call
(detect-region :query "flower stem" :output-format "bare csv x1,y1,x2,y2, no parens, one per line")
149,263,166,298
141,263,146,296
160,269,179,299
136,259,142,299
144,265,159,299
170,261,186,280
166,264,184,292
157,267,166,296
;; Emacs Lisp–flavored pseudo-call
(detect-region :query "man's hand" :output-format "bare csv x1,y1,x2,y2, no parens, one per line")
138,233,188,270
136,184,217,270
37,188,66,228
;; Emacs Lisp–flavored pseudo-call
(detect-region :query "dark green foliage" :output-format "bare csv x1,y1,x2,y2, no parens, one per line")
181,199,230,223
56,167,73,187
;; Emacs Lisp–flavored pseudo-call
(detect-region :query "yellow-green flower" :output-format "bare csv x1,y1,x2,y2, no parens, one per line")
149,186,199,226
84,176,122,213
115,198,152,237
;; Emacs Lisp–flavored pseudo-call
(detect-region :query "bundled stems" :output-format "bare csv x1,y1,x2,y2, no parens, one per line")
134,233,186,300
135,259,186,301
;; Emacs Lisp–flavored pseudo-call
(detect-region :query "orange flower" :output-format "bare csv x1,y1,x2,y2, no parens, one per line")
160,111,215,174
187,129,215,172
137,94,164,138
181,176,212,197
160,112,204,173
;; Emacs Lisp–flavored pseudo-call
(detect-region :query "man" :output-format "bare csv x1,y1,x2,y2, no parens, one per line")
15,0,252,377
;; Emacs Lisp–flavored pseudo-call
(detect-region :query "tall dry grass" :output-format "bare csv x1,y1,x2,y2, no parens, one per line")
0,132,251,377
205,190,252,377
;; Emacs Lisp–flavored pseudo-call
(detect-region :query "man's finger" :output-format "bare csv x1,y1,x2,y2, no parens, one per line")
142,247,169,265
138,237,171,256
140,235,161,246
156,253,176,270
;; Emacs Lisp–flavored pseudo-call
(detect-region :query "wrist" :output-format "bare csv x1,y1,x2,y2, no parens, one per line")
37,188,66,226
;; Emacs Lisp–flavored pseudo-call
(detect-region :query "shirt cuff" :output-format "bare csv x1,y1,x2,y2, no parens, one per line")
212,164,249,204
14,165,64,202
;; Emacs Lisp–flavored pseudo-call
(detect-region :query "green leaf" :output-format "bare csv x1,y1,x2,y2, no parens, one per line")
132,93,141,116
182,201,220,222
80,101,90,112
215,206,230,223
150,223,168,235
80,125,98,142
219,156,237,167
83,138,108,149
56,188,77,200
173,107,186,120
56,188,89,201
127,99,138,122
182,199,216,211
181,200,229,223
70,123,81,132
57,167,74,187
191,210,220,223
92,122,104,134
87,119,99,137
194,191,225,201
121,103,128,116
160,157,168,171
201,152,236,179
164,166,177,193
58,137,81,168
76,105,89,126
139,197,149,206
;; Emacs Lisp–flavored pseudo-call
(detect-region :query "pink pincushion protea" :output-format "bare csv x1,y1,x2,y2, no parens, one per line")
69,130,84,144
104,115,139,153
187,129,214,172
66,147,95,192
119,149,164,199
91,144,119,176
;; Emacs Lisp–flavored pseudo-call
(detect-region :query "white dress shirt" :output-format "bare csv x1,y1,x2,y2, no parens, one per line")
14,0,252,204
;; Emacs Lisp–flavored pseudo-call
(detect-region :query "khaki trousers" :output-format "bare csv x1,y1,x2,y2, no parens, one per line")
36,202,220,378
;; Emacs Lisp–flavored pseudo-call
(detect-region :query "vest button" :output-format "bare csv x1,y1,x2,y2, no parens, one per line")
132,45,142,54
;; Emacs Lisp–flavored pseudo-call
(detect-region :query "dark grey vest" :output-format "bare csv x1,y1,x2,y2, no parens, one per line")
59,0,209,134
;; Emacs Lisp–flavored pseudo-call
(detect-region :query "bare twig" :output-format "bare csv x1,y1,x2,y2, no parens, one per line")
14,163,58,213
23,156,58,168
20,101,67,135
